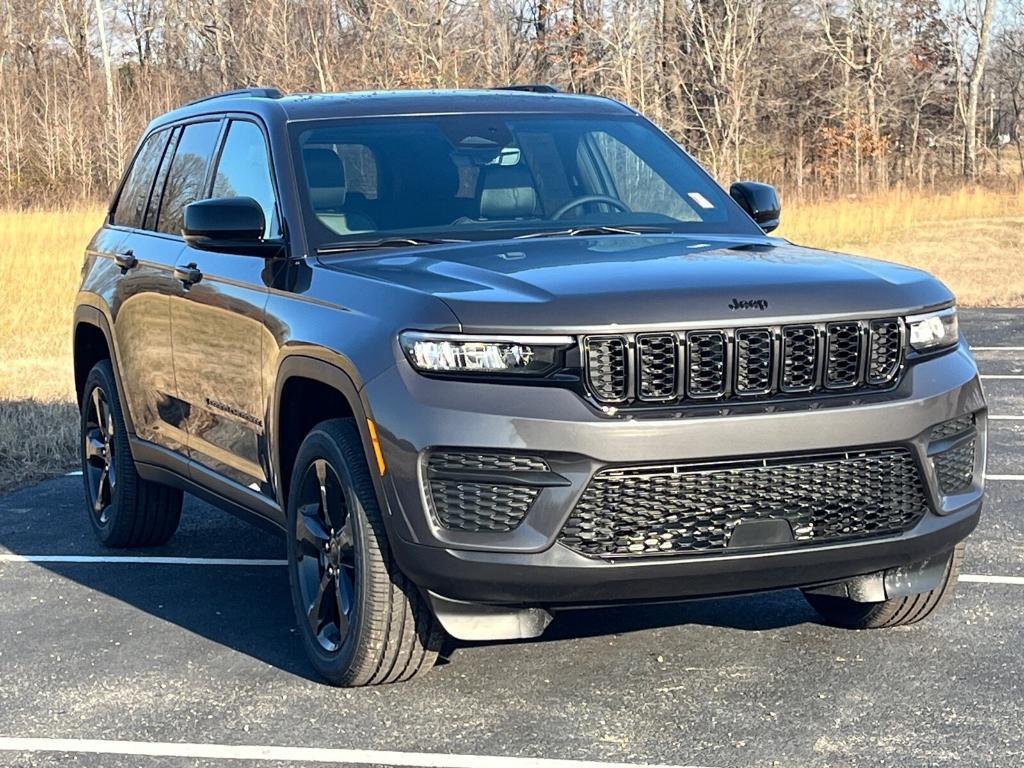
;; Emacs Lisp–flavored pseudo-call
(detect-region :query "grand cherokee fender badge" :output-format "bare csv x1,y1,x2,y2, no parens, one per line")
205,397,263,428
728,298,769,311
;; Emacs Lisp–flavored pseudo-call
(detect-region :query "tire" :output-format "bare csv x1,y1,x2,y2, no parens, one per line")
286,418,443,686
803,543,965,629
80,359,183,547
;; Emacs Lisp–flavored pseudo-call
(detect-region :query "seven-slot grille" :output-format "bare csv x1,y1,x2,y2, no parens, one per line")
582,318,903,407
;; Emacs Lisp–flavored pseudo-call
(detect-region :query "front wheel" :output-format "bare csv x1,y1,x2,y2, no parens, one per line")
803,543,965,629
286,419,443,686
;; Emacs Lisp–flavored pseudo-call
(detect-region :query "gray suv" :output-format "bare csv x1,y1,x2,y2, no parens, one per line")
73,86,986,686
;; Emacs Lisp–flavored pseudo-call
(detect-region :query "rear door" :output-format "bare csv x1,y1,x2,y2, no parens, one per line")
107,126,189,455
168,118,279,498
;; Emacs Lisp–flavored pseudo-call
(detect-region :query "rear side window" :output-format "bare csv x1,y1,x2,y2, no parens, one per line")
211,120,278,238
156,120,222,235
112,130,169,229
142,127,179,231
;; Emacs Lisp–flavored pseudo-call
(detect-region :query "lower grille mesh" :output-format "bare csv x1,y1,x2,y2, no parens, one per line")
559,448,927,558
430,480,538,532
934,441,975,493
929,415,977,494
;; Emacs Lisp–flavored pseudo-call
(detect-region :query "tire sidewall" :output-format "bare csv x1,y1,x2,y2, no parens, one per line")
285,425,373,681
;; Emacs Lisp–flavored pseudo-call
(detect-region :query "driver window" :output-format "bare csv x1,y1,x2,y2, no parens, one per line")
212,120,279,238
587,131,700,222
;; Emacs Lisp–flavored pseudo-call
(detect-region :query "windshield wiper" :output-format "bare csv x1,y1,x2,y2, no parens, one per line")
317,236,468,254
514,224,673,239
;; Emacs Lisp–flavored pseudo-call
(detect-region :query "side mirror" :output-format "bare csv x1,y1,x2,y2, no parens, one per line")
183,197,285,257
729,181,780,233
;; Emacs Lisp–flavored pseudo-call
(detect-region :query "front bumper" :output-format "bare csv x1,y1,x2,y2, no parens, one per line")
362,339,986,607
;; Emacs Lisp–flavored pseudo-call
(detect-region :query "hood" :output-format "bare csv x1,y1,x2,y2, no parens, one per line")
319,234,954,332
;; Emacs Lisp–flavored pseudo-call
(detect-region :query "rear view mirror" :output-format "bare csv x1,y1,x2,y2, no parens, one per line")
729,181,781,233
183,197,285,257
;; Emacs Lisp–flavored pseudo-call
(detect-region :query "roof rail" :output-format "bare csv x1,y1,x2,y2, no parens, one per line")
492,84,562,94
182,87,284,108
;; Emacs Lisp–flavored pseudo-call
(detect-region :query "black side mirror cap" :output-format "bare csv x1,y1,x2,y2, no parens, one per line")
729,181,781,233
183,197,285,257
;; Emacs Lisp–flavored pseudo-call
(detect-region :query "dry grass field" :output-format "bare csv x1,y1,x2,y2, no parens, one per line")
1,188,1023,490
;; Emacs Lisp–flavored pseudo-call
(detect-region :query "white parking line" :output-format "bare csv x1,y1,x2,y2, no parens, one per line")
0,737,703,768
986,415,1024,421
0,554,285,566
981,375,1024,380
959,574,1024,586
972,346,1024,352
985,474,1024,481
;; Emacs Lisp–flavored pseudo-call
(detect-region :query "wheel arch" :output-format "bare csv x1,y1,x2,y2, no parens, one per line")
271,353,382,510
73,303,136,436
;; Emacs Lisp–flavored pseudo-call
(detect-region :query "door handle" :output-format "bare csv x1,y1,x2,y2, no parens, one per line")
173,263,202,287
113,249,137,273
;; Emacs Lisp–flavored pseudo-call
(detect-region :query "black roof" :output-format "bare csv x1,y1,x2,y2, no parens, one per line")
151,88,635,129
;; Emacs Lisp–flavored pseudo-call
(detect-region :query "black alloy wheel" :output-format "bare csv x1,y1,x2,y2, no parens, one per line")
294,458,358,652
285,419,443,686
83,384,117,525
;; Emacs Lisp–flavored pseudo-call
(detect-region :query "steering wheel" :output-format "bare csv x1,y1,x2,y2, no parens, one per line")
551,195,632,220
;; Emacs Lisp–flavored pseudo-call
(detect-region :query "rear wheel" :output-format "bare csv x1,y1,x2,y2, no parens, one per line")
80,360,183,547
803,543,964,629
286,418,443,686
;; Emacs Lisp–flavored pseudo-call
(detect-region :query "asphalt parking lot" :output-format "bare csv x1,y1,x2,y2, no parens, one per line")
1,308,1022,768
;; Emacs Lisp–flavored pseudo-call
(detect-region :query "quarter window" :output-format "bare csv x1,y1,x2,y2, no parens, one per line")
156,120,222,235
142,127,179,231
112,130,169,229
211,120,278,238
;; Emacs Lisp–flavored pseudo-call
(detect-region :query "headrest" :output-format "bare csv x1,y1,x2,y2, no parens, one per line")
478,164,538,219
397,152,460,198
303,147,346,210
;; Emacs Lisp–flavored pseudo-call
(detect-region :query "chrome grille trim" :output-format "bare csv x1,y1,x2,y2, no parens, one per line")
582,318,903,407
685,331,728,398
867,318,904,385
733,328,775,396
780,325,820,392
824,322,864,389
636,333,679,402
584,335,629,403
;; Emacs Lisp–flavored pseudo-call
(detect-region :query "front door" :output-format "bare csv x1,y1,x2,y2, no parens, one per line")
167,118,280,497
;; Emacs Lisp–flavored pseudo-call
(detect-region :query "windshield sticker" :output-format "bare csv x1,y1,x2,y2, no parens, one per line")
688,192,715,209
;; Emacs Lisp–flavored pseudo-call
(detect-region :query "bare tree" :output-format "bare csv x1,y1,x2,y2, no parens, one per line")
947,0,998,178
0,0,1018,206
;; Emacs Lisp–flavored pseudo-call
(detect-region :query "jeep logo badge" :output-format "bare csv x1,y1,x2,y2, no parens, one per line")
728,298,769,311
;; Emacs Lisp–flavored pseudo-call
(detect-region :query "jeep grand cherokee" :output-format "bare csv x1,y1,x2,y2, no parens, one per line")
73,86,986,686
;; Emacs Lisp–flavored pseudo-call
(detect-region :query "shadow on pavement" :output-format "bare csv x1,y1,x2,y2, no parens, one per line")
2,473,819,682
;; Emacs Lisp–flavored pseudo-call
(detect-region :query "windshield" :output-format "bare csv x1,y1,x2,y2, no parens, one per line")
291,113,761,250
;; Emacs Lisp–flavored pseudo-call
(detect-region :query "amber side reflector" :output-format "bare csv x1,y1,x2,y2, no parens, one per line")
366,419,386,476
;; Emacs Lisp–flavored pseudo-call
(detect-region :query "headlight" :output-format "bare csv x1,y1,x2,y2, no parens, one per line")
907,307,958,351
400,332,573,376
